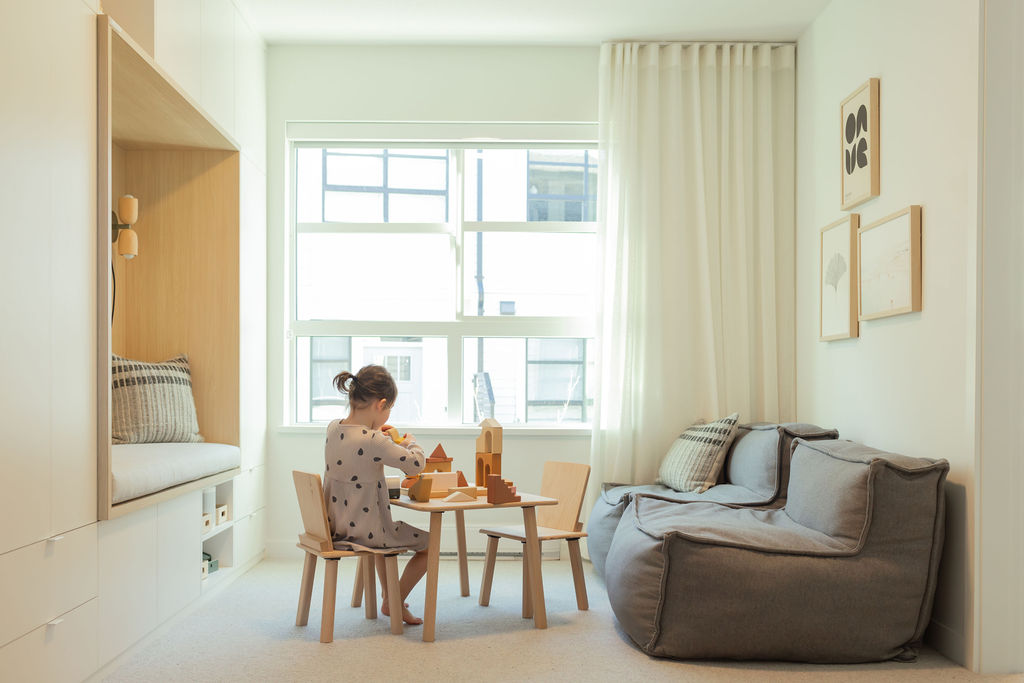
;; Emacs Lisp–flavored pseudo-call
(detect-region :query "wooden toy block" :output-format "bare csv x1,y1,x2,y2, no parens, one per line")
383,426,405,444
201,513,212,532
215,504,228,524
447,486,479,498
424,471,459,497
456,470,468,487
443,491,476,502
423,460,452,474
401,474,419,489
424,444,453,473
486,474,520,504
475,452,501,485
476,418,503,455
408,476,433,502
429,444,451,461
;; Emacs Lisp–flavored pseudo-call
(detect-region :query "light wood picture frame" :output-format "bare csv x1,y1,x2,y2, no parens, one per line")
858,205,922,321
820,214,860,341
840,78,880,210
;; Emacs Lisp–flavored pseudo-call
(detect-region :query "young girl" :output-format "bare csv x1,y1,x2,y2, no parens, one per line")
324,364,429,625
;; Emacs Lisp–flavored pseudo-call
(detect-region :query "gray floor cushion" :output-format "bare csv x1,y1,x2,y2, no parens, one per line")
604,439,949,663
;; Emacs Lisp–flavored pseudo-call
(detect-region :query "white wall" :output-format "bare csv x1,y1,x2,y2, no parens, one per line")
796,0,981,667
265,45,599,556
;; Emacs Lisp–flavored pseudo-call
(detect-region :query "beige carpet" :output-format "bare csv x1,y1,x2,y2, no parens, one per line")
100,558,1008,682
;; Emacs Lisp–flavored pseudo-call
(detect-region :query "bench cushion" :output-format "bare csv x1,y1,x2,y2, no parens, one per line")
112,443,241,503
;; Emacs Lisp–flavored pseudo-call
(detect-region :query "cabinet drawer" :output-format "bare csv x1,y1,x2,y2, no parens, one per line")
0,598,98,683
0,524,97,648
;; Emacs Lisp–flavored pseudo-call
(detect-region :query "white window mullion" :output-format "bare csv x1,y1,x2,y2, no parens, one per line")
464,220,596,234
449,149,466,422
296,222,451,235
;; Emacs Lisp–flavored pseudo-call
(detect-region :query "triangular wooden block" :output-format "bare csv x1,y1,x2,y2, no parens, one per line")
429,443,450,461
456,470,468,487
443,491,476,502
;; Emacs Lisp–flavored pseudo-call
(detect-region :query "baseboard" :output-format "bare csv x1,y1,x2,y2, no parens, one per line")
86,551,265,683
925,617,966,668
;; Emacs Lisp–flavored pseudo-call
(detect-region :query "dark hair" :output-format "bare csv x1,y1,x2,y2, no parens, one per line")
333,364,397,408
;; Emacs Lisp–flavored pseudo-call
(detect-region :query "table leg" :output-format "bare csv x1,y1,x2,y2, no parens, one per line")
522,544,533,619
455,509,469,597
422,511,444,642
522,505,547,629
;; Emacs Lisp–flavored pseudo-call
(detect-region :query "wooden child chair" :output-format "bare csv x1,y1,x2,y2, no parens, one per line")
292,470,405,642
478,461,591,615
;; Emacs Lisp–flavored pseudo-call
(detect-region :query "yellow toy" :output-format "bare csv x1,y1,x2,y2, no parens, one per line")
382,425,405,444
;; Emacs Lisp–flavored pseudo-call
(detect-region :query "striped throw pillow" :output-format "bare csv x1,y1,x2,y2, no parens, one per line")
657,413,740,493
111,354,203,444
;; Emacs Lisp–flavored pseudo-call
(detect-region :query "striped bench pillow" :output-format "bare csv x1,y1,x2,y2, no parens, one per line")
111,354,203,444
657,413,740,493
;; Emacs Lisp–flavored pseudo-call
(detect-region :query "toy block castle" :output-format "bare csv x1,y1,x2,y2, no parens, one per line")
475,418,503,486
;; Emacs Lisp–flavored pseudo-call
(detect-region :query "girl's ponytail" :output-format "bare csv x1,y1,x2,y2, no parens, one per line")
333,365,397,408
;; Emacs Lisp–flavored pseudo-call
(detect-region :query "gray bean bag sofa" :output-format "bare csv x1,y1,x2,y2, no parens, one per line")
605,438,949,663
587,422,838,577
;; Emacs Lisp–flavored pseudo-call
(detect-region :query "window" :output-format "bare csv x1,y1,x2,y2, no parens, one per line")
289,140,597,426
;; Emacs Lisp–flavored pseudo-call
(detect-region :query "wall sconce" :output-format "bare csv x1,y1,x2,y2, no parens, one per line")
111,194,139,259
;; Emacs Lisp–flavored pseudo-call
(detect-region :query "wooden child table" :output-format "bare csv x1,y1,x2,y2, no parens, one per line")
390,492,558,642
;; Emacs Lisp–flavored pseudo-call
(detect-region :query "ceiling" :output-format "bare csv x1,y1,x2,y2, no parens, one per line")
237,0,832,45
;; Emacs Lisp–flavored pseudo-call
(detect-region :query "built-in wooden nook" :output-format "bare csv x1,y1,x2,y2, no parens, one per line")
97,16,241,520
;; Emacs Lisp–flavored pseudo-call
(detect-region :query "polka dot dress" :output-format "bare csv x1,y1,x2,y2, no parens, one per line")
324,421,428,551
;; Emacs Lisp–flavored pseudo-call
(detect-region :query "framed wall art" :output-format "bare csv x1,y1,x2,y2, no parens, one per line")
840,78,880,210
858,205,922,321
820,214,860,341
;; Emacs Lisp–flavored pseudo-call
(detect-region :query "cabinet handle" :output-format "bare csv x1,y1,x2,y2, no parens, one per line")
47,618,64,627
47,535,65,542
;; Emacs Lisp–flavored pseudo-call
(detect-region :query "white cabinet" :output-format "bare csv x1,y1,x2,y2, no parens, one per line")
201,0,236,135
154,0,201,101
234,11,266,169
0,599,98,683
157,492,202,621
0,525,97,649
98,506,159,664
0,0,96,558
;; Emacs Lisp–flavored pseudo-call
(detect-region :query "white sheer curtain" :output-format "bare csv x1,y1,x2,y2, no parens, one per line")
589,42,797,497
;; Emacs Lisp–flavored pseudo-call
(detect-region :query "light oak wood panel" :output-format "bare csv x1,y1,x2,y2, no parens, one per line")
97,14,114,526
111,19,235,151
121,149,240,446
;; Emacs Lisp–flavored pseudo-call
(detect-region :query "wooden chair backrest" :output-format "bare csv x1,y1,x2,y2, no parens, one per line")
536,461,591,532
293,470,332,548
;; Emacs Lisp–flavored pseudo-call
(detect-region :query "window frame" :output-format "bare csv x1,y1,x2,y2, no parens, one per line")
286,136,598,428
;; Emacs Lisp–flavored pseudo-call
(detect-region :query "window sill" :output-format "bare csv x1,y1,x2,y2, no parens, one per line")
276,424,593,438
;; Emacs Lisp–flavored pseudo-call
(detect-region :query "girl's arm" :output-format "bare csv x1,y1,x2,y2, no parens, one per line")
375,434,425,476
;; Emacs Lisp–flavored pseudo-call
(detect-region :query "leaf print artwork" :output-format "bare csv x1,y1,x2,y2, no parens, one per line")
826,253,847,292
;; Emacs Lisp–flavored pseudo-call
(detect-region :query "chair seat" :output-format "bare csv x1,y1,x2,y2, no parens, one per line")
297,542,408,559
479,525,588,542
